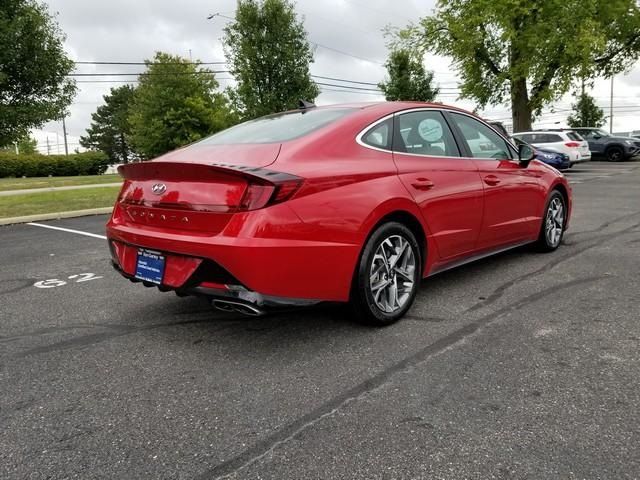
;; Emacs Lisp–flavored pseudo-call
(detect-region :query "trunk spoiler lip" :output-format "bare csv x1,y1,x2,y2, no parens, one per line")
117,160,300,185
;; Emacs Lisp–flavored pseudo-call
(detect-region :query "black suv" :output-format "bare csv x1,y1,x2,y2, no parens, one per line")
571,128,640,162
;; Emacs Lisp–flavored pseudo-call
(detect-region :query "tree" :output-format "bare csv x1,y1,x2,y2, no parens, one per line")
402,0,640,132
567,92,606,128
0,0,76,147
80,85,137,164
378,49,439,102
223,0,320,119
17,134,38,154
128,52,236,159
0,134,38,154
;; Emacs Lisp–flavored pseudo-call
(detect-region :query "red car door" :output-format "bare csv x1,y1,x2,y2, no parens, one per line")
446,112,545,249
391,109,484,261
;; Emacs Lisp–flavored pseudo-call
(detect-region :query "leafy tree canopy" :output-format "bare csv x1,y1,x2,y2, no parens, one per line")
379,49,439,102
17,134,38,154
223,0,320,119
0,134,37,154
400,0,640,132
128,52,236,159
0,0,76,147
567,92,606,128
80,85,137,164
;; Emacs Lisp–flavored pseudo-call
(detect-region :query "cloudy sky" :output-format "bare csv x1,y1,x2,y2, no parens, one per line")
36,0,640,153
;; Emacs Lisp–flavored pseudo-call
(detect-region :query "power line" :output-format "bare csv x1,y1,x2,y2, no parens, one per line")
319,86,382,96
311,42,384,66
74,61,227,65
68,71,229,77
312,74,379,86
74,77,234,84
315,81,380,92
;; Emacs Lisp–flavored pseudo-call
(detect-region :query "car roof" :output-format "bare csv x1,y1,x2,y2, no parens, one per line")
512,130,571,134
304,101,482,118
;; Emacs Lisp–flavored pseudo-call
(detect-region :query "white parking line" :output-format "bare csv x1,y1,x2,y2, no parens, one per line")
27,222,107,240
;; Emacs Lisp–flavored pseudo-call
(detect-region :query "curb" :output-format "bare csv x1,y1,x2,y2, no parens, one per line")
0,182,122,197
0,207,113,226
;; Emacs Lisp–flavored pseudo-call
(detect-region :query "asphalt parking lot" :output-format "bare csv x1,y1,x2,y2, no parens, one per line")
1,160,639,479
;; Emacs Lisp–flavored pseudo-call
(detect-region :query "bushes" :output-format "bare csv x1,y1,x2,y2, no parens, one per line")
0,152,111,178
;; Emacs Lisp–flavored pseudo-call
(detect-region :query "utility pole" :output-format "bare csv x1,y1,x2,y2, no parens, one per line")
610,76,614,134
46,136,50,155
62,116,69,156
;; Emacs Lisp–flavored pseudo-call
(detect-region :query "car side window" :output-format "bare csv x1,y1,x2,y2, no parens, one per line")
450,113,512,160
579,130,594,139
394,111,460,157
361,118,392,150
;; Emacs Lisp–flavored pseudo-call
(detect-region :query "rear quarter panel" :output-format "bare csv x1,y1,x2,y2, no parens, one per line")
274,115,439,276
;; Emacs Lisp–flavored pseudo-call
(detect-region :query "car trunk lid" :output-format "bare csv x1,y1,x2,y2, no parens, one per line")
115,144,283,233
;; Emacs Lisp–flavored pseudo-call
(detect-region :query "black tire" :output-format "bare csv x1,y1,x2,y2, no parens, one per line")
350,222,421,326
606,146,624,162
535,190,566,252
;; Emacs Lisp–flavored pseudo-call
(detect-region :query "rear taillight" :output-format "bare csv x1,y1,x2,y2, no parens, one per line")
565,142,580,148
238,178,302,211
239,184,276,210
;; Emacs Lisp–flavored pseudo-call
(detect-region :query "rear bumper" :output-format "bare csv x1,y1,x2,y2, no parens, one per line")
110,259,320,312
106,208,361,303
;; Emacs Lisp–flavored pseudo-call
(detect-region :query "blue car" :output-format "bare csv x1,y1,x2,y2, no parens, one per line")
512,137,570,171
534,148,571,170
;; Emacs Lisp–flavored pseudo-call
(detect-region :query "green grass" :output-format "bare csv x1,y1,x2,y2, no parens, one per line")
0,174,121,192
0,186,121,218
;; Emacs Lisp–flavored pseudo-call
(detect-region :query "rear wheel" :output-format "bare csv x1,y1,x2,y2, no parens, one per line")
606,146,624,162
350,222,421,326
535,190,566,252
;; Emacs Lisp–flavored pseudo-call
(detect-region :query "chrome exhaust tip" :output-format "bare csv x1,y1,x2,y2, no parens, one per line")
212,299,265,316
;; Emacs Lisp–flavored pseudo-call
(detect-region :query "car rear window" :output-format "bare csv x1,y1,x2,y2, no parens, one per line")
197,107,355,144
540,134,562,143
515,133,535,143
566,131,584,141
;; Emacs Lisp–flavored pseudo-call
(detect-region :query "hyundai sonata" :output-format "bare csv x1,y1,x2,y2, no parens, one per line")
107,102,571,325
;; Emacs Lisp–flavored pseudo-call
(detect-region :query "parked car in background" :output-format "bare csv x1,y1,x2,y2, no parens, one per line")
512,130,591,166
571,127,640,162
512,137,570,171
488,121,510,137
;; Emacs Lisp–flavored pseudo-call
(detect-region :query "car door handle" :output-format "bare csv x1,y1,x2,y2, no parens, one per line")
483,175,500,186
411,178,435,191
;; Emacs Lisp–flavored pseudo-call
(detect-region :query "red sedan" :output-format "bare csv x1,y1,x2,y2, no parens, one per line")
107,102,571,325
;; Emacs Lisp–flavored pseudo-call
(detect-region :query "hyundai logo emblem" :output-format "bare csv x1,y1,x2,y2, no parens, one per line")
151,183,167,195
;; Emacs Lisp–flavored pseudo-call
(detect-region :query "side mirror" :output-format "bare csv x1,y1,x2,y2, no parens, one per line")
518,143,536,166
592,134,601,140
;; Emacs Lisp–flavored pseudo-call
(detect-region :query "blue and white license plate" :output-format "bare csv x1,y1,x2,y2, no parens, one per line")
135,249,165,284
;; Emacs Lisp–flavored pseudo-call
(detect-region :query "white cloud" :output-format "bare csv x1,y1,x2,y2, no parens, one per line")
33,0,640,149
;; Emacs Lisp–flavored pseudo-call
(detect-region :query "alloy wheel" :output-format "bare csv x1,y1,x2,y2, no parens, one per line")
545,197,564,247
369,235,416,313
608,148,623,161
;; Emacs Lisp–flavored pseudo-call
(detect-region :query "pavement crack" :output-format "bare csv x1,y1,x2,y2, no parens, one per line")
196,274,607,480
466,219,640,313
12,317,236,358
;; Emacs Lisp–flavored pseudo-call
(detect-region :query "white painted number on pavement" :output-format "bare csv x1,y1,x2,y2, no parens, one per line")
33,279,67,289
68,273,103,283
34,273,103,289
